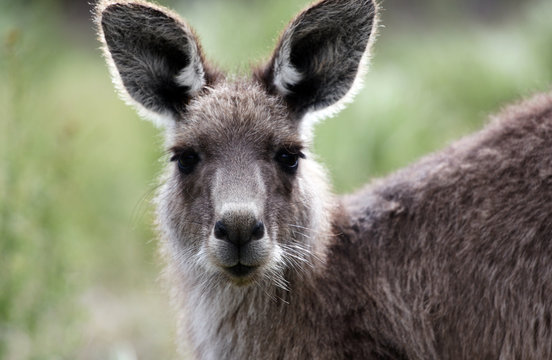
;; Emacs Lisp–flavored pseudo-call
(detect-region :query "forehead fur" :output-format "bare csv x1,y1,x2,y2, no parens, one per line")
170,80,303,151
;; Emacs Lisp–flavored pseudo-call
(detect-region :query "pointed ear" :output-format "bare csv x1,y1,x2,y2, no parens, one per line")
257,0,378,120
96,1,217,126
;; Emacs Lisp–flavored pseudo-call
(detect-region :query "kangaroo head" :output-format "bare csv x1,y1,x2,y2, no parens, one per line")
97,0,377,287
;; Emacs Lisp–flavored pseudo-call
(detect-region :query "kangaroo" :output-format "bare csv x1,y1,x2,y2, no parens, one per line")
96,0,552,358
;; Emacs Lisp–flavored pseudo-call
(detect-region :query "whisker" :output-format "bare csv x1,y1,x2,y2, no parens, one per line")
288,224,312,231
129,183,163,229
291,229,311,239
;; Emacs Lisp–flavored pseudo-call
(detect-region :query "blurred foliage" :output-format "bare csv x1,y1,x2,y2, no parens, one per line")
0,3,173,359
0,0,551,358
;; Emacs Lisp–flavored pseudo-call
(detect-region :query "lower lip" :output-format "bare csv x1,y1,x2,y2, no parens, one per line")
226,264,256,277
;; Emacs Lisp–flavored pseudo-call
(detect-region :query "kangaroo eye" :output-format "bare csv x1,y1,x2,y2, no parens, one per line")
171,151,200,174
275,149,304,174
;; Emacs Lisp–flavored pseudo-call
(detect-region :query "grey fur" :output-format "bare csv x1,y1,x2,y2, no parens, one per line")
96,0,552,359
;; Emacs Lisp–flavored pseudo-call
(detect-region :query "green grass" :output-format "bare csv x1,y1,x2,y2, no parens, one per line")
0,0,551,358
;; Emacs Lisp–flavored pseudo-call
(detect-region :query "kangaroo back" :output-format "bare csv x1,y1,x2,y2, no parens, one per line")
336,93,552,359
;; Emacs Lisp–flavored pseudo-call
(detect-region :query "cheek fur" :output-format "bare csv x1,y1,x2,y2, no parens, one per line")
260,162,306,245
165,167,216,246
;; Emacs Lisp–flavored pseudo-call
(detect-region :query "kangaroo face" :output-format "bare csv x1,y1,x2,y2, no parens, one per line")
97,0,377,288
158,83,312,285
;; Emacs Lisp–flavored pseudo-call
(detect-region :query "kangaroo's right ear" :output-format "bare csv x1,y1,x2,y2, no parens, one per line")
257,0,377,124
96,1,216,126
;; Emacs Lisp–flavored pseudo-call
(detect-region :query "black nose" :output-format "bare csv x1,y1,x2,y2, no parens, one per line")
213,216,264,245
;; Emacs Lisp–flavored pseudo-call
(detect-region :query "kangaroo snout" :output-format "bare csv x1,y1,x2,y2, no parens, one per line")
209,206,271,277
213,213,265,246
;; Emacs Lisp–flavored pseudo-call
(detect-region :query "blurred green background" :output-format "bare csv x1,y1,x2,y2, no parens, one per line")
0,0,550,358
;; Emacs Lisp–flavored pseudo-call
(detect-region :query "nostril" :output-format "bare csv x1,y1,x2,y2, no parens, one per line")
214,217,264,244
214,220,227,240
251,221,265,240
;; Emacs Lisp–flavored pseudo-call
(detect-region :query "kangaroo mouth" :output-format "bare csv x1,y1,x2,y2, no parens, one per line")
225,263,257,278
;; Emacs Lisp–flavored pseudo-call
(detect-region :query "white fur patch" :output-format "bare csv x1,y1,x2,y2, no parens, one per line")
273,36,303,95
219,202,260,218
175,62,205,94
174,42,206,94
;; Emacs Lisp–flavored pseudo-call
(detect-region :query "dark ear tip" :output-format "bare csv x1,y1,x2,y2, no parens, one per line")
95,0,122,16
97,1,181,39
94,1,126,29
356,0,378,21
359,0,378,11
96,1,163,23
366,0,378,11
97,1,144,19
348,0,379,24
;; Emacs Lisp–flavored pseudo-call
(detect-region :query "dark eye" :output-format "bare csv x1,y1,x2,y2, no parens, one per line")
171,150,200,174
275,149,304,174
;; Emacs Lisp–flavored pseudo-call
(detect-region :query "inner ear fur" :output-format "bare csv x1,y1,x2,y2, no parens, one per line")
256,0,378,118
96,0,219,124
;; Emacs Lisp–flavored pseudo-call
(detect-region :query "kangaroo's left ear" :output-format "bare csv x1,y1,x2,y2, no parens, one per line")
96,1,218,126
257,0,378,122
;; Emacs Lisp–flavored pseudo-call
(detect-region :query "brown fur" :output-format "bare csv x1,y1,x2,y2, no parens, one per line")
96,0,552,359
